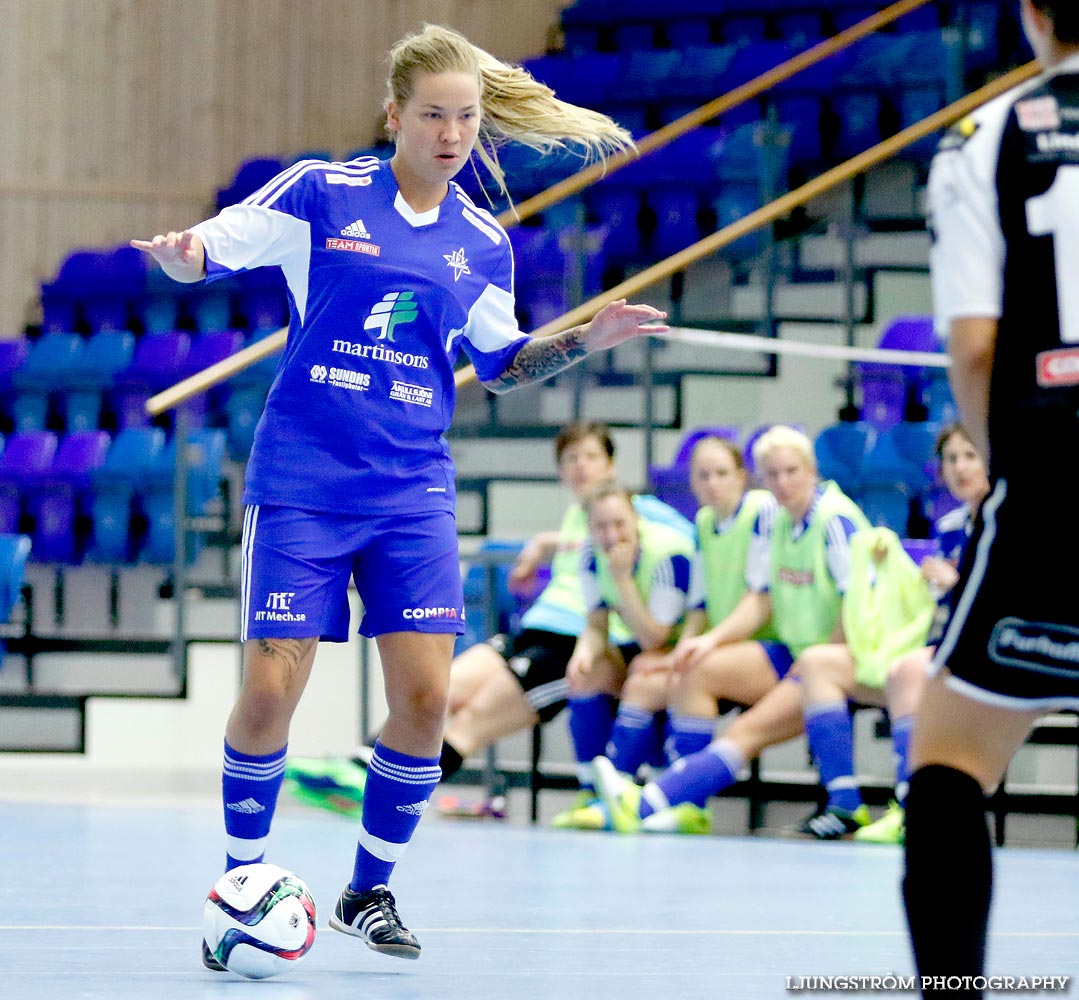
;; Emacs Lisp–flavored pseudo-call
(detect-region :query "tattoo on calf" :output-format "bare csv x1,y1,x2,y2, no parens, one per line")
488,328,587,391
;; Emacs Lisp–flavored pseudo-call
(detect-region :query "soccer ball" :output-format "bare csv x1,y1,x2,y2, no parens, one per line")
202,863,317,979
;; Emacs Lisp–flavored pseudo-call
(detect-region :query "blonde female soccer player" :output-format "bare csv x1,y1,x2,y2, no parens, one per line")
133,24,665,966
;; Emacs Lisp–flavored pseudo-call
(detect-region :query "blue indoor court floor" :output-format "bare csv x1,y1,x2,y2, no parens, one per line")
1,797,1075,1000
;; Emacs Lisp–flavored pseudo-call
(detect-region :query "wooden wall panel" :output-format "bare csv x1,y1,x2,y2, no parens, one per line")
0,0,567,333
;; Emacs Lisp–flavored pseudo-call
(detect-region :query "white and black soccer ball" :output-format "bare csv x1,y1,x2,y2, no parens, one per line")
202,863,317,979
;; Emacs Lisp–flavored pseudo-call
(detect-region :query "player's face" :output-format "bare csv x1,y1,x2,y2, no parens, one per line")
939,432,989,504
759,446,816,519
690,440,747,515
588,495,638,554
558,435,614,499
387,71,482,192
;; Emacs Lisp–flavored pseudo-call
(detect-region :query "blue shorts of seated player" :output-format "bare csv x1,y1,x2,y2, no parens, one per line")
761,640,795,680
241,505,466,641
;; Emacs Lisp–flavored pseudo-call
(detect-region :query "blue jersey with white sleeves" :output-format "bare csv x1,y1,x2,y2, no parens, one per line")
190,157,529,516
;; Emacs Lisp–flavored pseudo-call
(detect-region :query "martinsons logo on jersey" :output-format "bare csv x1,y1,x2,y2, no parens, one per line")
332,291,430,369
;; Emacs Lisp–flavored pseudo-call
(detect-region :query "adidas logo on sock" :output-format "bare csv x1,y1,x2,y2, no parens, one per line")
226,797,266,814
395,800,429,817
341,218,371,239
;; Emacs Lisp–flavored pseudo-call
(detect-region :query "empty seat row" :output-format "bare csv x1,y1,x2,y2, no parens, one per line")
40,244,289,336
0,427,226,566
559,0,1013,75
0,329,276,459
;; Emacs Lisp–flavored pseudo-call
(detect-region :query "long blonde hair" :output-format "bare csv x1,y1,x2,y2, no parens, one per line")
386,24,633,202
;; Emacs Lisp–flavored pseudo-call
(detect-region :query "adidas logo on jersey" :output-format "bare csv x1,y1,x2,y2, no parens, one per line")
341,218,371,239
226,797,266,814
395,800,429,817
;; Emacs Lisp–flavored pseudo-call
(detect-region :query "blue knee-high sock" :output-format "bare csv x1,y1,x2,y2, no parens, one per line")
805,701,862,812
606,704,658,777
646,737,746,815
664,713,716,763
568,694,617,791
891,714,914,805
350,741,441,893
222,741,287,871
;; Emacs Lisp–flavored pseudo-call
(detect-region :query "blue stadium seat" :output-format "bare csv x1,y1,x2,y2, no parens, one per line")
0,339,29,407
613,22,657,52
181,331,244,425
89,427,166,562
141,428,226,564
885,420,939,486
24,430,110,563
666,17,713,49
775,10,825,50
113,331,192,429
584,189,642,265
832,90,883,159
232,268,289,331
814,421,876,499
858,482,914,536
0,431,60,537
288,149,332,165
857,316,941,430
720,11,767,46
12,333,84,431
457,540,527,654
64,330,136,431
0,533,31,620
215,157,286,212
0,533,31,666
664,44,738,105
923,370,957,425
40,245,147,334
647,188,702,258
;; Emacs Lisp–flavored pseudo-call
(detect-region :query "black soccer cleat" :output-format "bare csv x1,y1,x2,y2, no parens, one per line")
328,884,421,959
201,938,227,972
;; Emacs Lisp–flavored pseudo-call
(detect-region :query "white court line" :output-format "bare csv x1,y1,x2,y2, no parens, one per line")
3,926,1076,938
665,327,951,367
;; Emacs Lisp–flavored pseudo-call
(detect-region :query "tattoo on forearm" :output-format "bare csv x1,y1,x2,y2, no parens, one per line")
487,328,588,392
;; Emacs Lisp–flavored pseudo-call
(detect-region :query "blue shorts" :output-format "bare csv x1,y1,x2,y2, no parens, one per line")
240,505,466,641
760,640,795,680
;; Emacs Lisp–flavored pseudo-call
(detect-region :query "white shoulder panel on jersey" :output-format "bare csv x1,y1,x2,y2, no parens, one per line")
928,78,1042,336
191,204,312,322
463,280,524,353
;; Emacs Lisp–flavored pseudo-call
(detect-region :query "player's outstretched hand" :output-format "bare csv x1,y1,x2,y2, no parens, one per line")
130,230,206,282
581,299,668,353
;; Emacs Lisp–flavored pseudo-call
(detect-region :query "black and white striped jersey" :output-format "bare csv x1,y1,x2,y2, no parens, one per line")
928,52,1079,478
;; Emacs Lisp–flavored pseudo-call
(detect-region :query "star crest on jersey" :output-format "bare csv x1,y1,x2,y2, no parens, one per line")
443,247,471,282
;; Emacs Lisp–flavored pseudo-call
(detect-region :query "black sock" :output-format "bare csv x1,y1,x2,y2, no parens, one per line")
439,742,464,780
903,764,992,998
